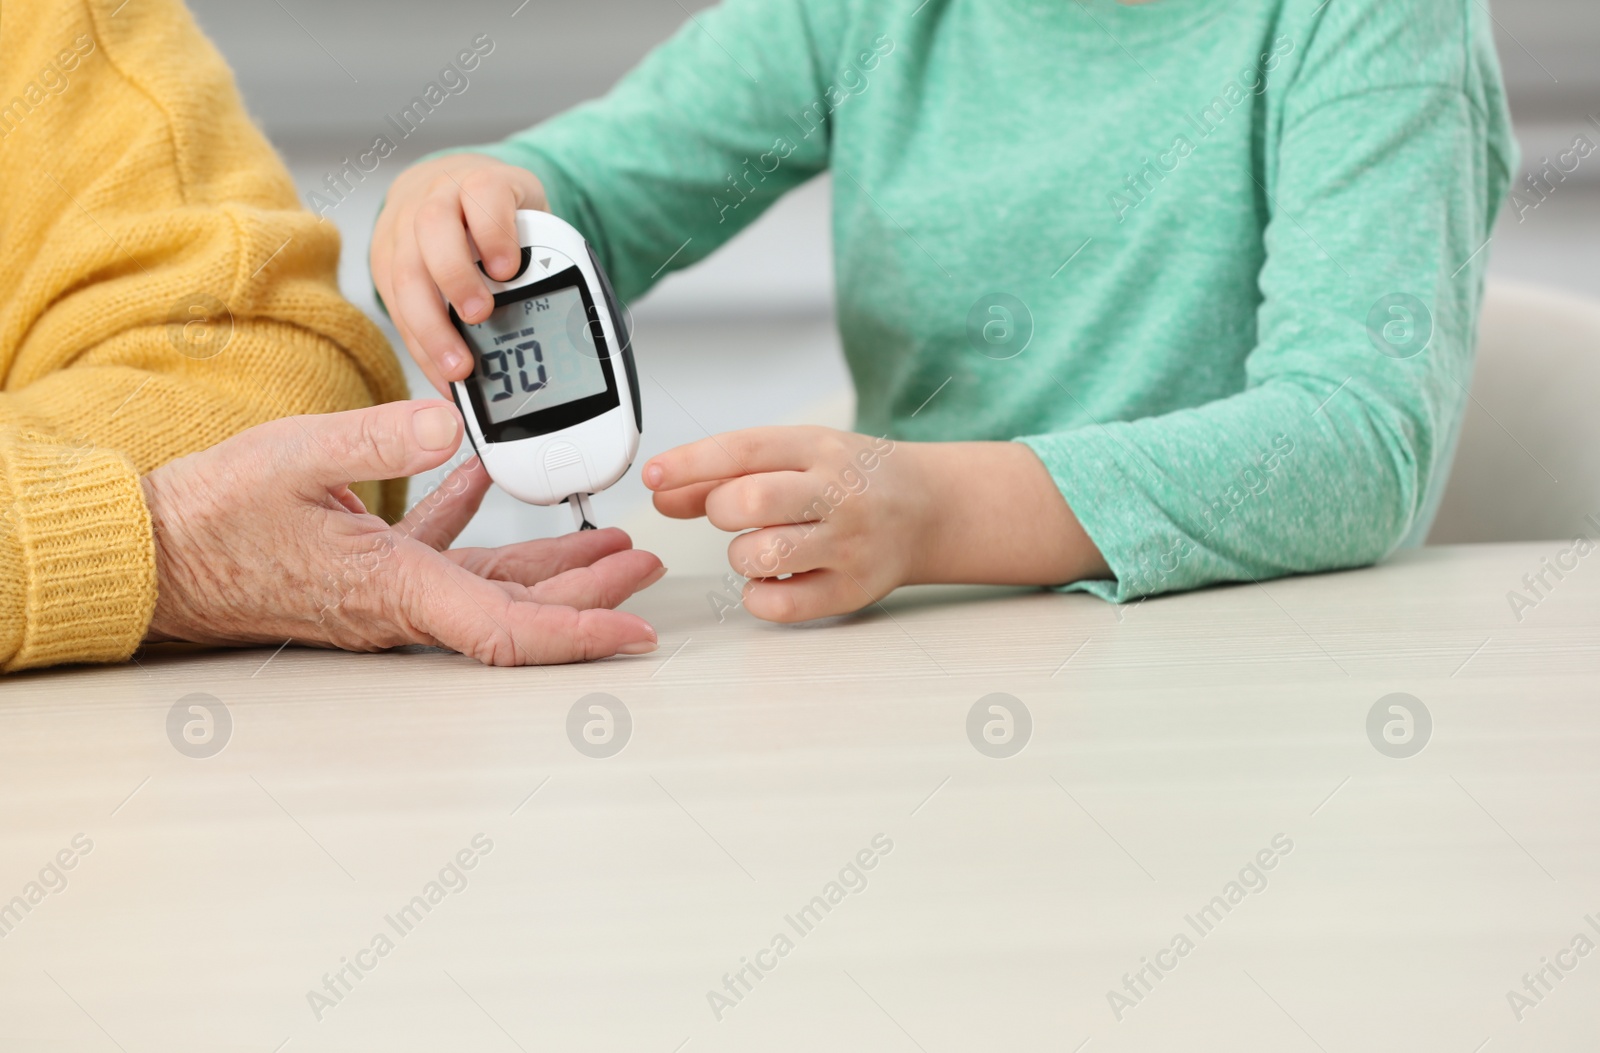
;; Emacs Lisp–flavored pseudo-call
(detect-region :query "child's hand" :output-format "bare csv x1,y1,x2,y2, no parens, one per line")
646,428,1113,621
371,154,549,395
644,427,926,622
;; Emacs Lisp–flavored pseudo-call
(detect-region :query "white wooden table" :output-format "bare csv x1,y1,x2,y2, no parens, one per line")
2,544,1598,1052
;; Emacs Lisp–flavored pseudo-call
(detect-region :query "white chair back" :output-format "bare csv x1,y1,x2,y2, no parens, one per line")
1430,280,1600,544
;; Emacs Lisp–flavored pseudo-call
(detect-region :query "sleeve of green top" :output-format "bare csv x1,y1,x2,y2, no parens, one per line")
1017,6,1514,604
462,0,843,304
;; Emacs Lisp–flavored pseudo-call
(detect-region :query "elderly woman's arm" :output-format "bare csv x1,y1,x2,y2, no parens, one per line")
0,0,409,669
0,0,663,671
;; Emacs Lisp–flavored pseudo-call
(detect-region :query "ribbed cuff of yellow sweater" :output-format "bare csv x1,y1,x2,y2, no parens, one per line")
0,434,157,672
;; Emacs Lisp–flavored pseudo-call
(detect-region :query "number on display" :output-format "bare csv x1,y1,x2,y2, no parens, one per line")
514,340,547,393
481,340,547,402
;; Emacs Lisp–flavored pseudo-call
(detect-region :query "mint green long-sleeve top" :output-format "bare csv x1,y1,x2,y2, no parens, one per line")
465,0,1516,602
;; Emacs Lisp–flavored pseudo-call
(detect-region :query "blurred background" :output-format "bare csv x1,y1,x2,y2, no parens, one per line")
185,0,1600,566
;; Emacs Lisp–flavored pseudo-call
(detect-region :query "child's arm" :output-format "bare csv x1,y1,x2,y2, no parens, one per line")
645,428,1110,622
650,2,1517,618
373,0,848,393
1002,4,1517,605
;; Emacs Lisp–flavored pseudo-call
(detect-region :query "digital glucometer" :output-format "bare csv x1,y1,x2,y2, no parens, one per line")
449,210,641,531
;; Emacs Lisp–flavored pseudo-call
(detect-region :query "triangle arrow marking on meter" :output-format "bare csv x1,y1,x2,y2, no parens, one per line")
539,257,552,269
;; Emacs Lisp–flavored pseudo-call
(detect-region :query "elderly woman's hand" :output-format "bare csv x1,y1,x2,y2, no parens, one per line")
140,400,662,664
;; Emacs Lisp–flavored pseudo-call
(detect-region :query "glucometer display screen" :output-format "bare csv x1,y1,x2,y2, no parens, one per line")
461,285,607,425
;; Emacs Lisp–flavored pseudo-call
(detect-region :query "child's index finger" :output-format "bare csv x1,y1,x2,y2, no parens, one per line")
643,428,813,490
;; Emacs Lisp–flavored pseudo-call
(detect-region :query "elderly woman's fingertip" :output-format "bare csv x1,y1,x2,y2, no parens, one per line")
616,616,659,655
619,620,659,655
412,403,461,451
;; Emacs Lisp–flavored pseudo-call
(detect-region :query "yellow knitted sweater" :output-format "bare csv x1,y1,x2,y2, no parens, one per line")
0,0,408,671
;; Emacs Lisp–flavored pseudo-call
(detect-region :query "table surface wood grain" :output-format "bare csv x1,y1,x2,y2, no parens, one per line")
2,543,1598,1052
